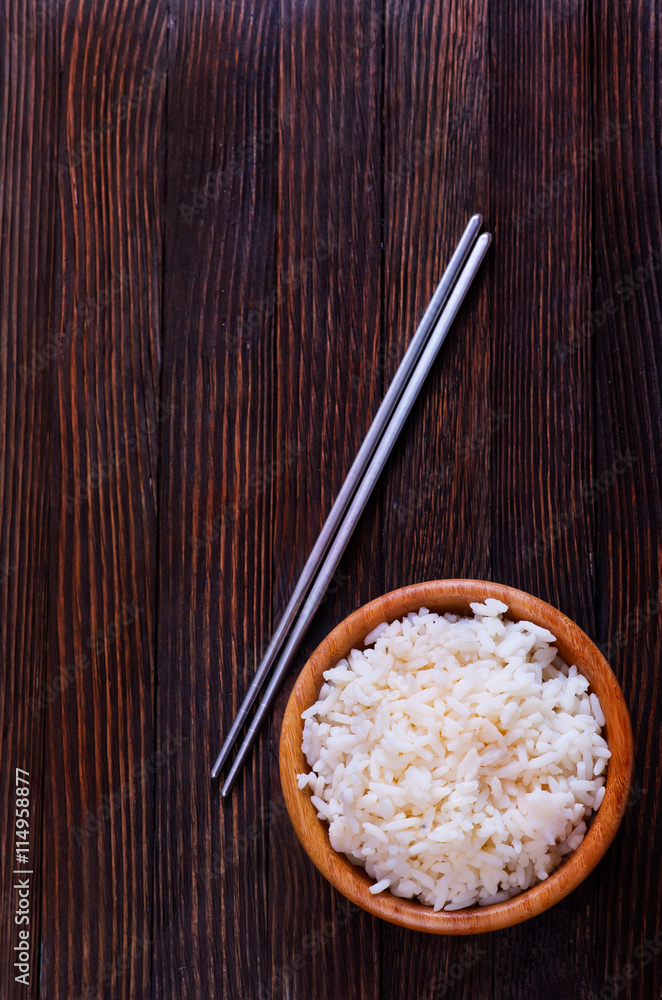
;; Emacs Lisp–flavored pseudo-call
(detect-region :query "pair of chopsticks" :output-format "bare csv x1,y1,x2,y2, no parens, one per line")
213,215,492,796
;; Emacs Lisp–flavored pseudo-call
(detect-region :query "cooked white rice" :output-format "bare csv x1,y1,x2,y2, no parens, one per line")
298,599,610,911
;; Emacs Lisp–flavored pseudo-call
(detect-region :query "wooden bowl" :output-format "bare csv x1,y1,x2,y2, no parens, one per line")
279,579,634,934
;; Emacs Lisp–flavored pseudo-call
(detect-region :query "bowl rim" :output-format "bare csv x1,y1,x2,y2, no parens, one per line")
279,579,634,934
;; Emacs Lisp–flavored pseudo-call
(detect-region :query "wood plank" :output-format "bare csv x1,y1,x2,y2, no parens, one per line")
0,2,57,997
489,3,594,998
41,2,167,997
379,2,493,998
268,2,384,997
152,2,278,997
490,0,593,627
592,3,662,998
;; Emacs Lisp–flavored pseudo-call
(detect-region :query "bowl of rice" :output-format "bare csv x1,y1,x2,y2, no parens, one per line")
279,580,633,933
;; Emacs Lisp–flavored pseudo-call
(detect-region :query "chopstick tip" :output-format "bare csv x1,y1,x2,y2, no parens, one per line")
476,231,493,251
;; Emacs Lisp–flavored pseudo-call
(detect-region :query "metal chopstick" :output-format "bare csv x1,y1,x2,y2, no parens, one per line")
211,215,483,780
220,231,492,796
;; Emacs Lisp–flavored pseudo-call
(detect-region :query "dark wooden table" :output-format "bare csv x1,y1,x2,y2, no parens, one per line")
2,1,661,998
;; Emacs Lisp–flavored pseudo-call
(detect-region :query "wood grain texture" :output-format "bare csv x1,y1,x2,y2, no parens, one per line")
380,2,493,997
41,2,167,998
592,3,662,999
0,2,57,997
268,3,384,997
1,0,662,998
153,2,278,998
